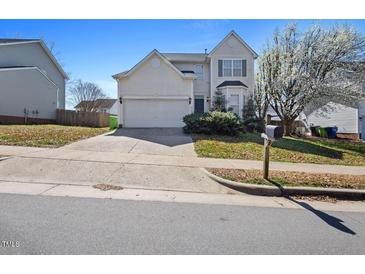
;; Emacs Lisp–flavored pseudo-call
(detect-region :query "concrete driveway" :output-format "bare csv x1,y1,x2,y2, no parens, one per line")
64,128,196,157
0,128,235,194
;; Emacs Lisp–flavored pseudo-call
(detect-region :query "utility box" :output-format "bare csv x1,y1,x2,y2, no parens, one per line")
265,125,284,140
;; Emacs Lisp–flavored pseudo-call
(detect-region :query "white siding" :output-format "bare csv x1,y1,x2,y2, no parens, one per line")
0,43,66,108
118,54,192,97
172,62,210,113
117,53,194,126
210,35,255,102
306,102,359,133
172,62,210,96
0,68,58,119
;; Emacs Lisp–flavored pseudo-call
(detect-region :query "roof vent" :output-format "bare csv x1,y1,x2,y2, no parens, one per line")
204,48,207,54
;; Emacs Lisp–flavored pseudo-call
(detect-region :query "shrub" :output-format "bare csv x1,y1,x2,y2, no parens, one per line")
183,111,242,136
242,97,265,132
212,89,226,112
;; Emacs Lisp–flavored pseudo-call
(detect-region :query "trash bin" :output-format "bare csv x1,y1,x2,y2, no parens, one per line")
310,126,320,137
318,127,327,138
109,115,118,129
325,127,338,139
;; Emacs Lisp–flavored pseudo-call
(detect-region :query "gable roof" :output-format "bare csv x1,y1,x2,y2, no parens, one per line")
75,99,117,109
0,38,69,80
112,49,196,80
208,30,258,58
162,53,208,62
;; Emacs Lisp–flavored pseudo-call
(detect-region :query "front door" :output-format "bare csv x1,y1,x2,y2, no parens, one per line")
194,96,204,114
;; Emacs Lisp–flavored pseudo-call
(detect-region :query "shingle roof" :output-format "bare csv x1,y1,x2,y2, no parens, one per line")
162,53,207,62
217,80,248,88
75,99,117,109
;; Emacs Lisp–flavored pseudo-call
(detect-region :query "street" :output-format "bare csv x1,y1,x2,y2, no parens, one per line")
0,193,364,254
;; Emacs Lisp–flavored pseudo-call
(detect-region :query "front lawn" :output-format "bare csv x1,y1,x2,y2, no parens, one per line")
209,168,365,190
193,133,365,166
0,124,110,148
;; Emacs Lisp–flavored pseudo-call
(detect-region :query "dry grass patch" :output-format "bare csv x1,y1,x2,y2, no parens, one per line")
0,124,110,148
209,168,365,190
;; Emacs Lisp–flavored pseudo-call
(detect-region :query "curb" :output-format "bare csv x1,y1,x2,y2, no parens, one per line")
203,168,365,199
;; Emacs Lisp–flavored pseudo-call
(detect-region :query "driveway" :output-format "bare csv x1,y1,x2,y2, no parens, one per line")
63,128,196,157
0,128,235,194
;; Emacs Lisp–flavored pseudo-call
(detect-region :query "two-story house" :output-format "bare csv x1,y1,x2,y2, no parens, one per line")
0,39,68,124
112,31,257,128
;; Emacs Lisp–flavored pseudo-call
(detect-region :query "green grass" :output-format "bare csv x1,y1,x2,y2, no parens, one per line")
0,124,110,148
209,168,365,190
194,132,365,166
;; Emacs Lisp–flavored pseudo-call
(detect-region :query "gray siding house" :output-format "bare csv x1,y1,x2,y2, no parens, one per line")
0,39,68,124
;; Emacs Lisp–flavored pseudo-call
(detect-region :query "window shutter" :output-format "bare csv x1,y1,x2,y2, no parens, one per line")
218,60,223,77
242,60,247,77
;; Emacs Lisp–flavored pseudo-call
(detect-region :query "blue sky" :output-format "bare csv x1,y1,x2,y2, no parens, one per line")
1,19,364,101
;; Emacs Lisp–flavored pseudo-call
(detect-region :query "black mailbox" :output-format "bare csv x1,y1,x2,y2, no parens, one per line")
265,125,283,140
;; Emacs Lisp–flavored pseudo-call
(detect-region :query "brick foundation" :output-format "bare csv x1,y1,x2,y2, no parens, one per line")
0,115,55,125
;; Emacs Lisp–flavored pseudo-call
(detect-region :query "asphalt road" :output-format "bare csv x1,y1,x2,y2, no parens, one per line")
1,193,364,254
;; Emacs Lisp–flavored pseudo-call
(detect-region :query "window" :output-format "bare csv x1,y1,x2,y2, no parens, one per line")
195,64,204,80
218,59,247,77
233,60,242,76
228,94,240,116
223,60,232,76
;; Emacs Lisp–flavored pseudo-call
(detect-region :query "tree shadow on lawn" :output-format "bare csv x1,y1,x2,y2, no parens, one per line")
304,137,365,155
273,137,343,160
269,180,356,235
199,133,344,160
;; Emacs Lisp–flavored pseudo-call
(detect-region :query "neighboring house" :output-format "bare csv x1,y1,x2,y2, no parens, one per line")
304,101,365,140
75,99,118,115
113,31,257,128
0,38,68,124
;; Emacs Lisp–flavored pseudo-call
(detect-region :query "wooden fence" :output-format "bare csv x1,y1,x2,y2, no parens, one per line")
56,109,109,127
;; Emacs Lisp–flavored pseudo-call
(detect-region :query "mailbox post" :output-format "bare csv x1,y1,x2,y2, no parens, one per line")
262,136,272,179
261,124,284,180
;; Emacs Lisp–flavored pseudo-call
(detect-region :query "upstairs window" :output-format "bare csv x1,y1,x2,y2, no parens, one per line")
223,60,232,76
195,64,204,80
218,59,247,77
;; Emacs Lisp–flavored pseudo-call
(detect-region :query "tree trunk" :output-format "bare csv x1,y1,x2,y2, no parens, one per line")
282,119,294,136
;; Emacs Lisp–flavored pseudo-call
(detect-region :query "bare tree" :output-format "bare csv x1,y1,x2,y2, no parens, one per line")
257,23,365,135
68,79,107,112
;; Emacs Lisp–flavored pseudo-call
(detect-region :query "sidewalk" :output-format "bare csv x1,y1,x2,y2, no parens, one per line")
1,145,364,175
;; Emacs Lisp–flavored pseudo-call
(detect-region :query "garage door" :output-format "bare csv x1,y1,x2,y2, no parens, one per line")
123,99,190,128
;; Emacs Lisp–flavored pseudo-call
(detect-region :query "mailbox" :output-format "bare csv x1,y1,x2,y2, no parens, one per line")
265,125,283,140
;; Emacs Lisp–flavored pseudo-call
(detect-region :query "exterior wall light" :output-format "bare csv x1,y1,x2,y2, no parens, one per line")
189,97,192,104
119,97,123,104
206,96,211,103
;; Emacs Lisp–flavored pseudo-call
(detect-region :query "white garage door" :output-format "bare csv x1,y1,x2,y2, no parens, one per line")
123,99,190,128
